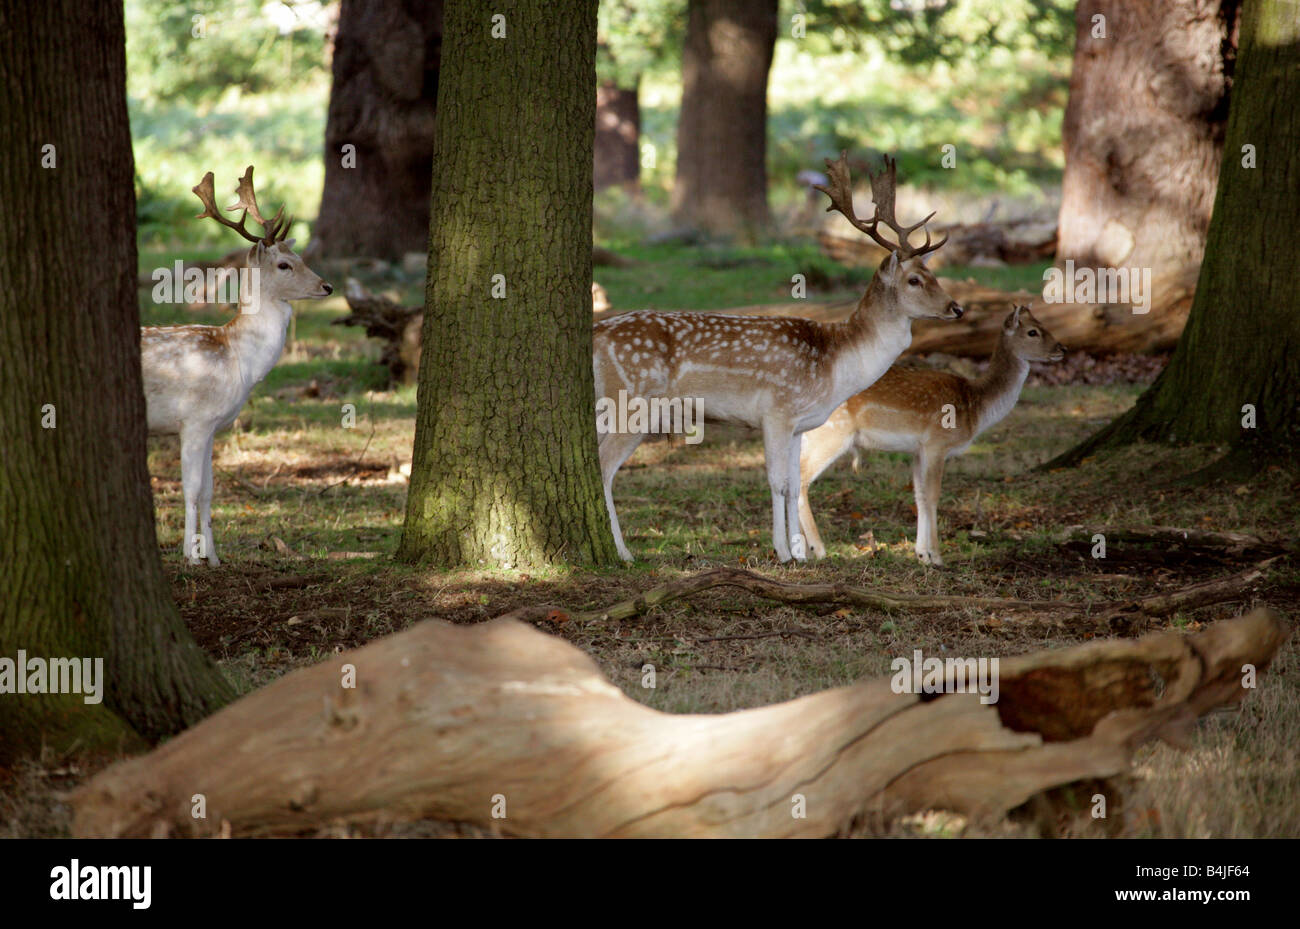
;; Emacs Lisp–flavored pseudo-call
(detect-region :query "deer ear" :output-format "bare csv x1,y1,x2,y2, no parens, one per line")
247,242,267,265
283,238,296,250
1003,306,1022,331
884,250,900,277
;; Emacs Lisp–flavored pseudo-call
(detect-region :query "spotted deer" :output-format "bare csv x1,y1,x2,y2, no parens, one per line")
594,153,962,562
142,168,332,565
797,305,1065,566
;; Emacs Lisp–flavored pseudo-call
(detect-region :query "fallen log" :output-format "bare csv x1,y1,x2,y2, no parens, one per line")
70,604,1285,838
907,266,1198,357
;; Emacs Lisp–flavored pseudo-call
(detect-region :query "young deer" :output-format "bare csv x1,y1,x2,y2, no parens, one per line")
594,153,962,562
142,168,332,565
797,305,1065,566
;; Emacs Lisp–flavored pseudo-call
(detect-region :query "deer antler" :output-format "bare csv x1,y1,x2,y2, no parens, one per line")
814,151,947,260
192,167,292,244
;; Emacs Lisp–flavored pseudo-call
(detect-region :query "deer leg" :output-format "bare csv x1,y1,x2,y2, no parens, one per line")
598,431,645,562
786,433,806,561
913,449,946,567
797,478,825,560
179,427,206,565
762,420,794,563
798,430,855,559
198,429,219,566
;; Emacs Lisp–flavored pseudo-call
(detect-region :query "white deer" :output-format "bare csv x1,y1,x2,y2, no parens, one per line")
594,153,963,562
141,167,332,565
797,305,1066,565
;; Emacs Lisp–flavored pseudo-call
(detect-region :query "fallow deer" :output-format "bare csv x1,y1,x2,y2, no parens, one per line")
594,153,962,562
797,305,1065,566
142,167,332,565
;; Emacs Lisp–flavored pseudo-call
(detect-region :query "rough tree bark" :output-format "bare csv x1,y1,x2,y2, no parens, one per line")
1058,0,1238,274
1026,0,1240,353
311,0,443,260
1049,0,1300,468
595,80,640,190
671,0,777,238
397,0,619,567
69,605,1286,837
0,0,233,762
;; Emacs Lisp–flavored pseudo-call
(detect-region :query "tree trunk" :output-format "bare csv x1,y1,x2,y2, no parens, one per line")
594,80,640,191
1058,0,1238,273
397,0,619,567
0,0,233,762
311,0,443,260
671,0,777,238
1049,0,1300,467
69,605,1287,837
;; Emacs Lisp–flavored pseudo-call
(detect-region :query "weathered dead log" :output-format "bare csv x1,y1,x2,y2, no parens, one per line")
332,280,423,384
908,266,1198,357
70,603,1285,838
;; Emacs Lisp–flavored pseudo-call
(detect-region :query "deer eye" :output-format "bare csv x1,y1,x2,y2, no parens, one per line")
907,275,921,286
277,261,291,271
1027,329,1039,337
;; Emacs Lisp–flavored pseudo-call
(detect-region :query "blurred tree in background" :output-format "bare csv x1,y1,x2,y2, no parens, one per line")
595,0,682,191
672,0,779,238
1057,0,1239,279
312,0,443,260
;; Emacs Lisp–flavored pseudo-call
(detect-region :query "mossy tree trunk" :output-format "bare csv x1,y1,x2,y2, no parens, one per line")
0,0,234,762
397,0,619,568
1049,0,1300,468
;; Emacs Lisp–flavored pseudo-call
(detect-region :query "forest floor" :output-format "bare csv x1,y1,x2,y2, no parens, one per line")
4,254,1297,839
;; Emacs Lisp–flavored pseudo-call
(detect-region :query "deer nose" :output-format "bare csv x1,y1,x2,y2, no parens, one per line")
322,282,333,295
948,302,963,318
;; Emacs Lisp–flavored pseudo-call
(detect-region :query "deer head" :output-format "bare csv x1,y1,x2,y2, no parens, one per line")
815,152,961,321
192,167,332,302
1002,305,1065,362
